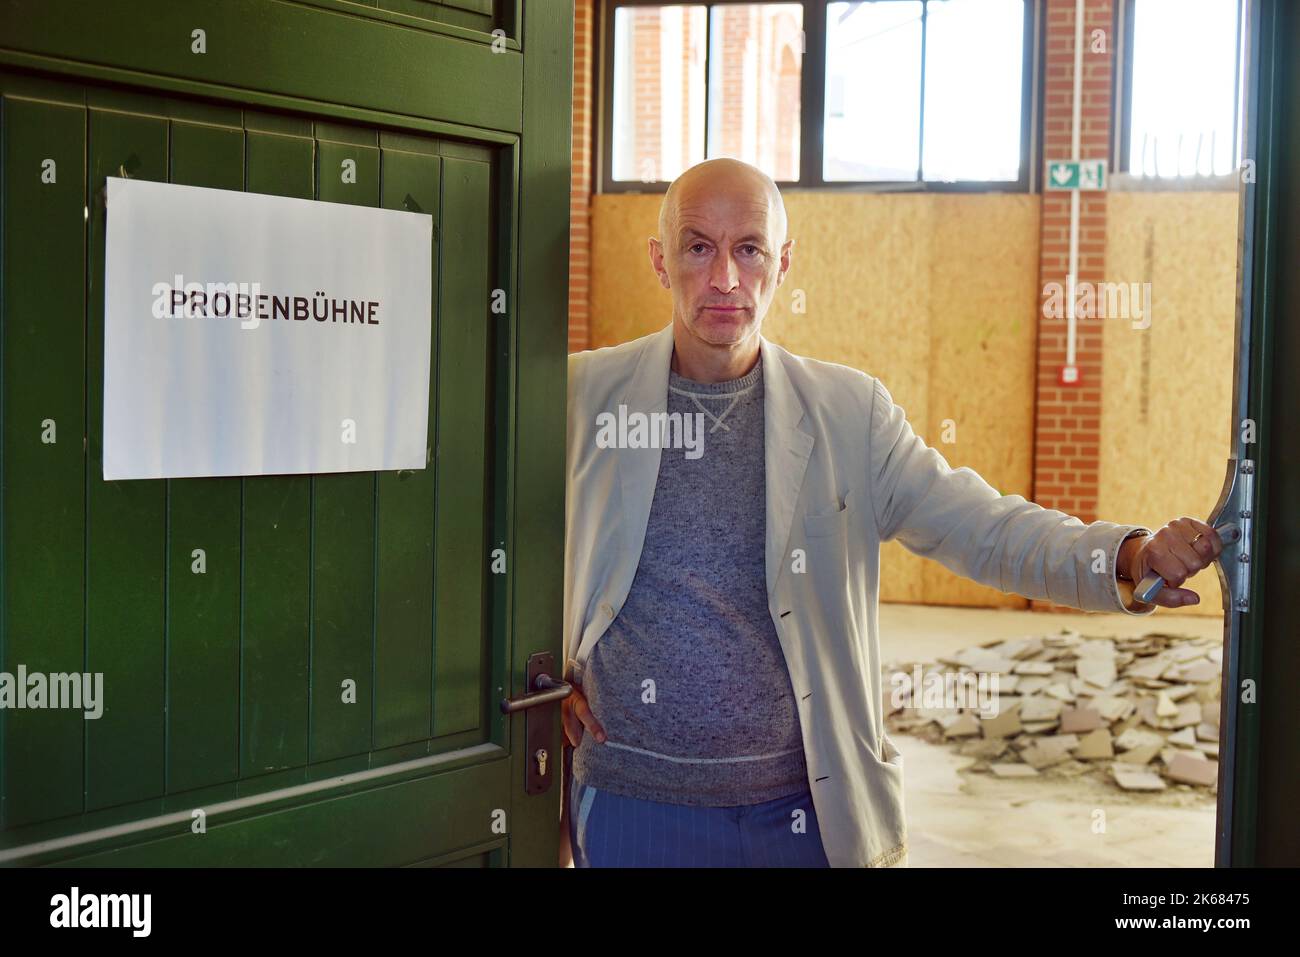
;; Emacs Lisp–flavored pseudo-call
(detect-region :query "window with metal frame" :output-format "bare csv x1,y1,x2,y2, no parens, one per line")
598,0,1036,192
1115,0,1245,181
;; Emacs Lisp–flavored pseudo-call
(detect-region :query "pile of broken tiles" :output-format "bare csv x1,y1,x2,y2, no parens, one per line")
883,629,1222,792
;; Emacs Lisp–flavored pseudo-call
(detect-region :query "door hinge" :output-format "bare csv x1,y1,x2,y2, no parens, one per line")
1233,459,1254,612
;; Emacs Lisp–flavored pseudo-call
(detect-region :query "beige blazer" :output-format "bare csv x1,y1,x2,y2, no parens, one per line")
563,323,1155,867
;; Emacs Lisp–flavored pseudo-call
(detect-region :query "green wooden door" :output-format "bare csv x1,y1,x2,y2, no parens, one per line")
0,0,569,866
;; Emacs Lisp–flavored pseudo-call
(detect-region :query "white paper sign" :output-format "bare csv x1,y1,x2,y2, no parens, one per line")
103,177,433,480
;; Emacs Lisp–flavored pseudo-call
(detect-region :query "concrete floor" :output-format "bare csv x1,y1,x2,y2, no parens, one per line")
879,604,1224,867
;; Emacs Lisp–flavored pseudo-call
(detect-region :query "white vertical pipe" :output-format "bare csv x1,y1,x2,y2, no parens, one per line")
1066,0,1085,370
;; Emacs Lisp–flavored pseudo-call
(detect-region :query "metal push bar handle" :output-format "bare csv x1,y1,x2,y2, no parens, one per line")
1134,522,1243,605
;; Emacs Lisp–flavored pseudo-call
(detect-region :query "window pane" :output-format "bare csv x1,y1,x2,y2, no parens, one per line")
1129,0,1240,177
611,5,707,182
706,3,804,182
824,1,923,182
921,0,1025,182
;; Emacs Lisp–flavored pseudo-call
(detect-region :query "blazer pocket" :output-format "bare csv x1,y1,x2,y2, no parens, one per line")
802,488,854,538
878,731,904,769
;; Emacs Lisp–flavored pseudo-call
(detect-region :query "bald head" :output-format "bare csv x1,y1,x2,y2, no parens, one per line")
647,157,794,374
657,158,788,248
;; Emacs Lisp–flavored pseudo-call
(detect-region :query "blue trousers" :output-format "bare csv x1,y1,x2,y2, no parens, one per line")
567,772,831,867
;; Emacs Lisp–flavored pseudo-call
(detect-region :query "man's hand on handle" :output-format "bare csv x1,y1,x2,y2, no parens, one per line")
561,682,607,747
1118,517,1224,608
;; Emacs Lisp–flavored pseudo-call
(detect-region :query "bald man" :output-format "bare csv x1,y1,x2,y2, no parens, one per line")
559,158,1224,868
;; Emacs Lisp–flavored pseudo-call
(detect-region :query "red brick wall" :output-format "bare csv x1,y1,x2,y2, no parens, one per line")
1035,0,1114,522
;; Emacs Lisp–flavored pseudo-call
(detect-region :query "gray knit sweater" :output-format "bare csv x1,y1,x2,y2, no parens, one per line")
571,358,809,806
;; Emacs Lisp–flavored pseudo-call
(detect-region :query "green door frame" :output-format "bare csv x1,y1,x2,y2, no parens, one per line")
1219,0,1300,867
0,0,571,866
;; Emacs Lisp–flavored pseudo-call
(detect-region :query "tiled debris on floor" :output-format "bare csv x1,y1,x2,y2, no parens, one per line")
883,629,1221,793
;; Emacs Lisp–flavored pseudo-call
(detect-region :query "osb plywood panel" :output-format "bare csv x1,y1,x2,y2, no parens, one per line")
920,195,1042,608
589,194,668,348
589,191,1041,609
1100,191,1239,618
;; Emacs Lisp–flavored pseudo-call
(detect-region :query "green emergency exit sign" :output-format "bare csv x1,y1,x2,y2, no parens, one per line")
1046,159,1107,190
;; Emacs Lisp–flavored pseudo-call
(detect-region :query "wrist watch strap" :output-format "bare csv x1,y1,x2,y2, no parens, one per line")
1117,529,1152,583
